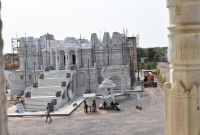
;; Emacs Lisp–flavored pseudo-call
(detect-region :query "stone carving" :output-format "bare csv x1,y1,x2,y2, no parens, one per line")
102,78,113,86
163,82,171,96
99,78,116,89
164,80,198,98
172,80,187,97
174,5,181,17
164,79,199,134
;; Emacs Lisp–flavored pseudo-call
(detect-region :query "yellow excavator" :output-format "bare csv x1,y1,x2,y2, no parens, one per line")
144,71,157,87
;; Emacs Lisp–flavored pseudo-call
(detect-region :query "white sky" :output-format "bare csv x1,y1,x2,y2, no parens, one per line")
2,0,169,53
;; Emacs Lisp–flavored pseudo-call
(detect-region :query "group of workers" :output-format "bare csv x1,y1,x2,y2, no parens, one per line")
84,100,121,113
84,100,96,113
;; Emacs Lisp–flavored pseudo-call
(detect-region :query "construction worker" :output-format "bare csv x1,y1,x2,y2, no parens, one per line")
45,107,52,122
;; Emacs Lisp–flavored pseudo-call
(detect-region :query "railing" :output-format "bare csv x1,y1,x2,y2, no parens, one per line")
24,70,44,97
52,78,69,105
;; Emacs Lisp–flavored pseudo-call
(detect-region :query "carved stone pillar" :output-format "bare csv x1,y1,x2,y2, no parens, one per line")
55,51,59,70
50,50,52,66
75,50,78,68
65,50,69,70
0,2,9,134
164,1,200,134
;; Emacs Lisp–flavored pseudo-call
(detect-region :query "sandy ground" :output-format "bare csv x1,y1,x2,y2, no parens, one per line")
8,88,165,135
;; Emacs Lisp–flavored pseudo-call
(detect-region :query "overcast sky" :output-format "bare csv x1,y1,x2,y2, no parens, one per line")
2,0,168,53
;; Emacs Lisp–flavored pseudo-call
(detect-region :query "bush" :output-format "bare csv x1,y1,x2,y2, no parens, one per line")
162,76,167,84
154,67,160,75
145,62,157,69
140,62,145,69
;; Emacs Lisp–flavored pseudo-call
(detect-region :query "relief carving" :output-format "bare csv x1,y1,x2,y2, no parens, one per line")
163,82,171,96
189,84,198,98
174,5,181,17
171,80,187,97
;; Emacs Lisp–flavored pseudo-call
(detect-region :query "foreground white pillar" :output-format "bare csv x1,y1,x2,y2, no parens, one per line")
0,2,9,134
164,1,200,134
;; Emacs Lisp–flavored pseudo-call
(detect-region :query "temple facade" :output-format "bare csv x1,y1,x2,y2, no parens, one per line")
7,32,136,111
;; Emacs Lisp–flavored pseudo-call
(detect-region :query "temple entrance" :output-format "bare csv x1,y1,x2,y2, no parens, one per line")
78,72,85,86
72,55,76,64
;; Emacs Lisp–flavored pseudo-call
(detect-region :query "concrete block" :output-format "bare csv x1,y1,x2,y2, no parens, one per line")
66,73,70,78
33,82,38,88
25,91,31,97
39,73,44,79
56,91,61,97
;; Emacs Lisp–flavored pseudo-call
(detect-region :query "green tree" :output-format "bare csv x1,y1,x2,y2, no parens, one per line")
137,47,147,58
146,48,156,60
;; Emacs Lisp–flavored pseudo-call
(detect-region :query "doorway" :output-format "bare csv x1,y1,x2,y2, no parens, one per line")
78,72,85,86
72,55,76,64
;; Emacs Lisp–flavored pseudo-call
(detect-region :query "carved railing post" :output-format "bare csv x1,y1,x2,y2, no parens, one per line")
0,1,9,134
165,1,200,134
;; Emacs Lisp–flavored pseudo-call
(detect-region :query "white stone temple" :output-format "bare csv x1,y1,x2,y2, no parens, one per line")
8,32,137,112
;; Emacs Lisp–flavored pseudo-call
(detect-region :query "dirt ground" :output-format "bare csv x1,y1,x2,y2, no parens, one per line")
8,88,164,135
7,62,170,134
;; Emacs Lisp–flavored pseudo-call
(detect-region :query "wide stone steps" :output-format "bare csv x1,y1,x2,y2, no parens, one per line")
23,70,72,112
24,96,63,111
44,70,68,78
37,78,63,87
31,86,61,96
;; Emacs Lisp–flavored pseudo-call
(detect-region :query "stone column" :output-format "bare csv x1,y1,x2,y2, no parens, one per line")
0,2,9,134
50,50,52,66
55,51,59,70
58,51,60,69
75,50,78,68
164,1,200,134
65,50,69,70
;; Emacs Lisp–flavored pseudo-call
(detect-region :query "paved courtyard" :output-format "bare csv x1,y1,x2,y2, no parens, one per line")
8,86,164,135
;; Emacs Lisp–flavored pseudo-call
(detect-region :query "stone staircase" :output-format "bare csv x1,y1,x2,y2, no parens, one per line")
24,70,71,112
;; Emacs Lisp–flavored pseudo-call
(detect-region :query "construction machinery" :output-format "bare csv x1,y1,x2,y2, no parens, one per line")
143,71,157,87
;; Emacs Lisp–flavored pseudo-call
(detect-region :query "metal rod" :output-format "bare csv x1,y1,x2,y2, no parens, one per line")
122,37,124,65
88,58,91,93
94,36,96,63
34,61,36,82
80,35,83,67
12,39,14,70
25,32,27,87
91,35,94,66
46,36,47,68
107,33,109,66
38,38,40,70
49,37,50,67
